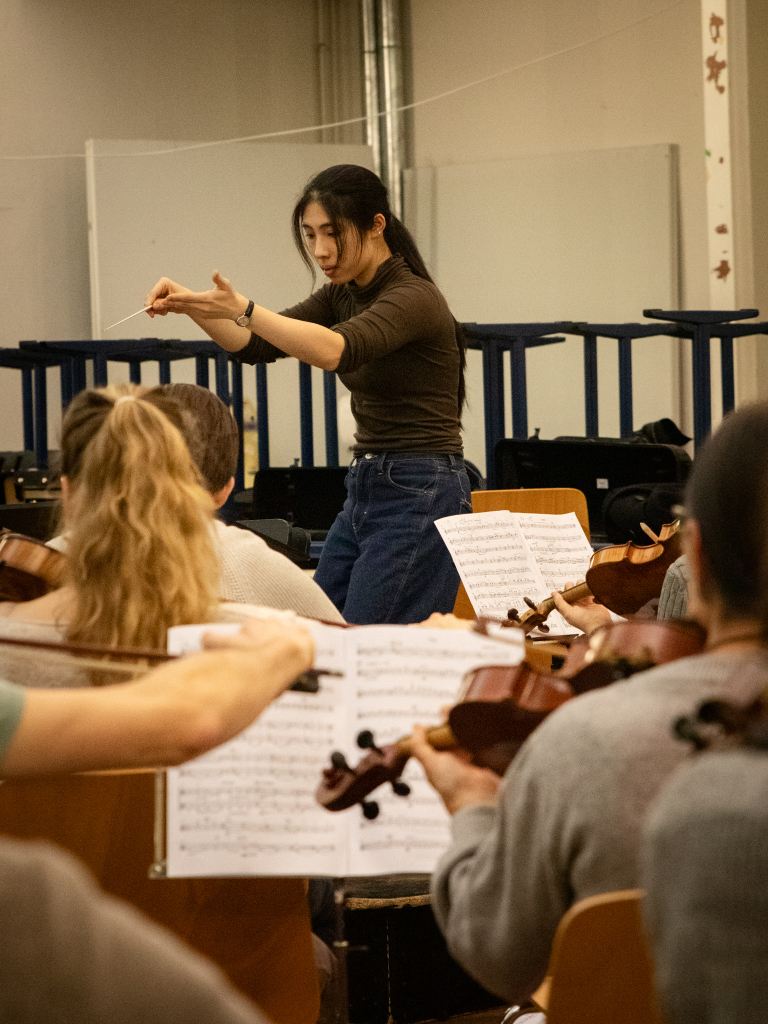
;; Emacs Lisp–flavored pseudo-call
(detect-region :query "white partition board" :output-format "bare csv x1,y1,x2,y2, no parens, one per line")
405,145,681,474
86,139,372,467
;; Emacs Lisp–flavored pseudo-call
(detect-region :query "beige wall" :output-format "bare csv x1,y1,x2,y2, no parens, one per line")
407,0,712,444
409,0,708,307
0,0,321,450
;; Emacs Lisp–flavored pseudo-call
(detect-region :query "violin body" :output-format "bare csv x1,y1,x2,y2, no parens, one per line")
585,521,682,615
0,532,66,602
316,615,708,814
512,520,682,632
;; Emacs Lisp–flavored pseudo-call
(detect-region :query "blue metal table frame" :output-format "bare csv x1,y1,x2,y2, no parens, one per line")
463,323,569,484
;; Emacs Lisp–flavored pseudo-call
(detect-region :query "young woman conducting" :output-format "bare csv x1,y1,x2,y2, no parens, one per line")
144,164,471,625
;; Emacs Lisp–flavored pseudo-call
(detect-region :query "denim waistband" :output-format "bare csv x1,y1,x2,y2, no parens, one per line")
351,451,465,468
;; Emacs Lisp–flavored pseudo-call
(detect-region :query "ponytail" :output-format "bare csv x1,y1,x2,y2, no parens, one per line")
292,164,467,415
61,385,219,655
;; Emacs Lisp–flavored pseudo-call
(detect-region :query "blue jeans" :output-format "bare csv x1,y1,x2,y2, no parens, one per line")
313,452,472,625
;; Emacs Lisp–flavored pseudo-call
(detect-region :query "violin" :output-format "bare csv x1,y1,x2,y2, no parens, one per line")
510,520,682,633
316,615,707,817
0,531,67,602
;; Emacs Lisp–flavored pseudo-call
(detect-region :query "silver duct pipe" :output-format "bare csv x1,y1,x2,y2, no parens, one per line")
380,0,404,218
361,0,405,217
361,0,382,176
317,1,332,142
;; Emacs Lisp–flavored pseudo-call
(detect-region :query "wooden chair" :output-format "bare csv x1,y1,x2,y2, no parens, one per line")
453,487,590,619
0,770,320,1024
530,890,665,1024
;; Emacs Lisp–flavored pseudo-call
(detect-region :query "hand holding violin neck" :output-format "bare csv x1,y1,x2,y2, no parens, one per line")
513,580,593,633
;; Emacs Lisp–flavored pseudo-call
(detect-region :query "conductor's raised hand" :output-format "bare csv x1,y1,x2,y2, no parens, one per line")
410,724,500,815
145,271,247,322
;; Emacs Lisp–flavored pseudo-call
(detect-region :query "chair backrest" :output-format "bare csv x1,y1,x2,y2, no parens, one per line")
452,487,590,618
535,889,664,1024
0,771,319,1024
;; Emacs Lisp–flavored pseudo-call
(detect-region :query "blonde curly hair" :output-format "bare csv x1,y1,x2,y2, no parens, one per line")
60,384,220,651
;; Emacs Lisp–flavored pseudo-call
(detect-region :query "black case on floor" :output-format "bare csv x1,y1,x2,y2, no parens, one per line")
237,467,349,533
494,438,691,542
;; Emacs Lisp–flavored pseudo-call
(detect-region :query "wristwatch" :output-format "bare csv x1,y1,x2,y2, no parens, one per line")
235,299,254,328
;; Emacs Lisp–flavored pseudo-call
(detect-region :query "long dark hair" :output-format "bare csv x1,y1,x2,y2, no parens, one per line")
292,164,467,415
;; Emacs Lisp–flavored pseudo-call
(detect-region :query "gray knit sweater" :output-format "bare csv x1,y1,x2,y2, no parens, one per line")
642,747,768,1024
431,650,768,1004
0,837,269,1023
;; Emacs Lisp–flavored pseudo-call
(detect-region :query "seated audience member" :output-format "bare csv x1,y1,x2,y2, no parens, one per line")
641,687,768,1024
411,402,768,1005
155,383,343,621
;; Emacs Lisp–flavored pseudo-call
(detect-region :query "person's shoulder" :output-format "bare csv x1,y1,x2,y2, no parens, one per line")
214,520,268,551
520,653,717,746
651,747,768,829
379,262,451,319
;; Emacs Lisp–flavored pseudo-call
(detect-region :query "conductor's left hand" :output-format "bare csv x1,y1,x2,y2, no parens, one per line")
145,271,245,321
410,724,500,815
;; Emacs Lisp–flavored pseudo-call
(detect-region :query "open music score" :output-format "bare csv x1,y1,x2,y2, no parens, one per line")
164,621,525,878
435,510,595,634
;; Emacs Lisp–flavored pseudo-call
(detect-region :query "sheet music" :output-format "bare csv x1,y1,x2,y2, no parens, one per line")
513,513,594,592
341,627,524,876
166,620,349,877
164,621,524,877
436,510,593,635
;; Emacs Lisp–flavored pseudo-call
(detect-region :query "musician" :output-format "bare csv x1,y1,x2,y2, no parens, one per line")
0,616,312,777
411,402,768,1005
642,707,768,1024
0,619,311,1024
46,383,344,623
144,164,471,625
0,385,219,657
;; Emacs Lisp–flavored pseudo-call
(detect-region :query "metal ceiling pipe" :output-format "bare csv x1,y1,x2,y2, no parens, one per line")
361,0,382,176
317,0,332,142
380,0,404,218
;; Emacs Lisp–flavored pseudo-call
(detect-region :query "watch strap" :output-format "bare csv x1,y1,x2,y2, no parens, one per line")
236,299,255,327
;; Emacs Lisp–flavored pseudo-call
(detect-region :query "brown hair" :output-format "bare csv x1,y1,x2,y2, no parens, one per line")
686,401,768,632
61,384,219,652
149,384,239,494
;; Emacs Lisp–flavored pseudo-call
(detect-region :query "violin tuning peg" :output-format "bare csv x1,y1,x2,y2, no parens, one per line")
361,800,380,820
357,729,382,753
330,751,351,772
538,623,550,633
391,779,411,798
507,608,520,621
524,596,537,610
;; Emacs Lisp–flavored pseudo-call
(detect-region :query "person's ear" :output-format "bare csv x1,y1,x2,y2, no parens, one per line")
372,213,386,237
681,518,708,624
210,477,235,510
60,475,69,505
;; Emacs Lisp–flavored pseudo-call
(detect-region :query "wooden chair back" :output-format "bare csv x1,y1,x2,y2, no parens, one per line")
0,771,319,1024
532,889,664,1024
453,487,590,618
